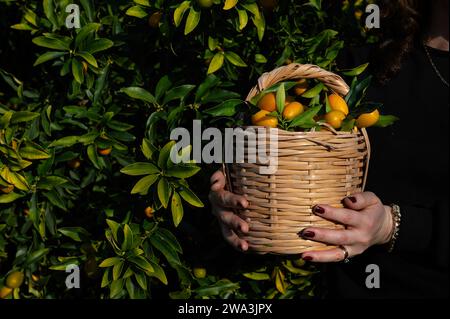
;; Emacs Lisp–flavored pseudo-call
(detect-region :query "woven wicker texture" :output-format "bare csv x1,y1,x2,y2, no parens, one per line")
227,63,371,255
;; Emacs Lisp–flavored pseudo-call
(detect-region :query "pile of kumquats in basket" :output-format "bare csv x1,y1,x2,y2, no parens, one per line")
248,64,397,131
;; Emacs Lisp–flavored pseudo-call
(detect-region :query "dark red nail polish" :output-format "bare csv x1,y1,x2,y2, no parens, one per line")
313,205,325,214
347,196,357,203
300,230,315,238
302,256,313,261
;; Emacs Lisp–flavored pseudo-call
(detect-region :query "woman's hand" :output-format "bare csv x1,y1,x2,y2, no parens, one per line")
300,192,394,263
208,170,250,252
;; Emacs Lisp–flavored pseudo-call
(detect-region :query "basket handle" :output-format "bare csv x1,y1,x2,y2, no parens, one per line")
245,63,350,101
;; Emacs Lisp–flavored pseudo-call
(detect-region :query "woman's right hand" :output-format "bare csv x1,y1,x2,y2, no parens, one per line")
208,170,250,252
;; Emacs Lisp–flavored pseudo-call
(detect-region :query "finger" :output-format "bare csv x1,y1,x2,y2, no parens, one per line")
214,208,249,234
210,170,226,191
219,223,249,252
299,228,357,246
342,191,381,211
210,189,248,209
301,246,351,263
311,204,361,226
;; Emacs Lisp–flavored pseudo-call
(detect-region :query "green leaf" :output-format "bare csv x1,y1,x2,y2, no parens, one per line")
134,0,150,6
49,136,79,147
0,192,24,204
204,99,242,116
242,3,261,19
107,120,134,132
194,279,240,297
25,248,50,266
11,23,34,31
141,138,156,160
24,8,38,26
174,1,191,27
101,268,111,288
20,146,50,160
58,227,90,242
106,219,121,242
243,272,270,280
120,87,156,104
135,272,147,290
179,186,203,207
129,256,154,273
43,0,58,28
307,0,322,10
87,144,101,169
208,36,219,51
184,7,201,35
224,51,247,67
148,232,181,265
34,51,67,66
289,105,322,129
236,8,248,30
80,0,95,22
32,36,70,51
341,63,369,77
208,52,224,74
148,260,168,285
43,190,67,211
122,224,133,251
113,260,124,281
276,83,286,113
121,163,159,176
84,38,114,54
166,164,200,179
157,178,172,209
171,192,183,227
255,53,267,63
163,85,196,104
301,82,324,98
345,75,372,108
37,176,68,190
224,0,238,10
76,51,98,68
156,228,183,253
374,115,399,128
10,111,40,124
75,23,100,48
155,76,172,102
341,118,355,131
158,140,176,169
126,6,148,18
99,257,122,268
252,14,265,41
131,174,159,195
72,59,84,84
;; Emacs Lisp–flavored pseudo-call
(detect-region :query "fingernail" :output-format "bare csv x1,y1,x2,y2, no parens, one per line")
312,205,325,214
347,196,357,203
300,230,315,238
302,255,313,261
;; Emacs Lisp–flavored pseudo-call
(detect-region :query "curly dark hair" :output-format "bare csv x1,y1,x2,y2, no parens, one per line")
372,0,430,84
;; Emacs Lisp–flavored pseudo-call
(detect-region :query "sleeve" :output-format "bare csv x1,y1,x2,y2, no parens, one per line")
394,200,448,268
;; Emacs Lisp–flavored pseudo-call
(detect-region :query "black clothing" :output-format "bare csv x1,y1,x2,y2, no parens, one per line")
327,44,449,298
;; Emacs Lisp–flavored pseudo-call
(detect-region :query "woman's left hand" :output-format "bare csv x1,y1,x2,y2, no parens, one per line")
300,192,394,263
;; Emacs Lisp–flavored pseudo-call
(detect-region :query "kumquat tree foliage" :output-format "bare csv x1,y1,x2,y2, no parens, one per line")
0,0,380,299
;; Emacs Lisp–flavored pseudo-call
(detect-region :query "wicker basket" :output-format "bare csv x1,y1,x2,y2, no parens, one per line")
225,63,371,255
